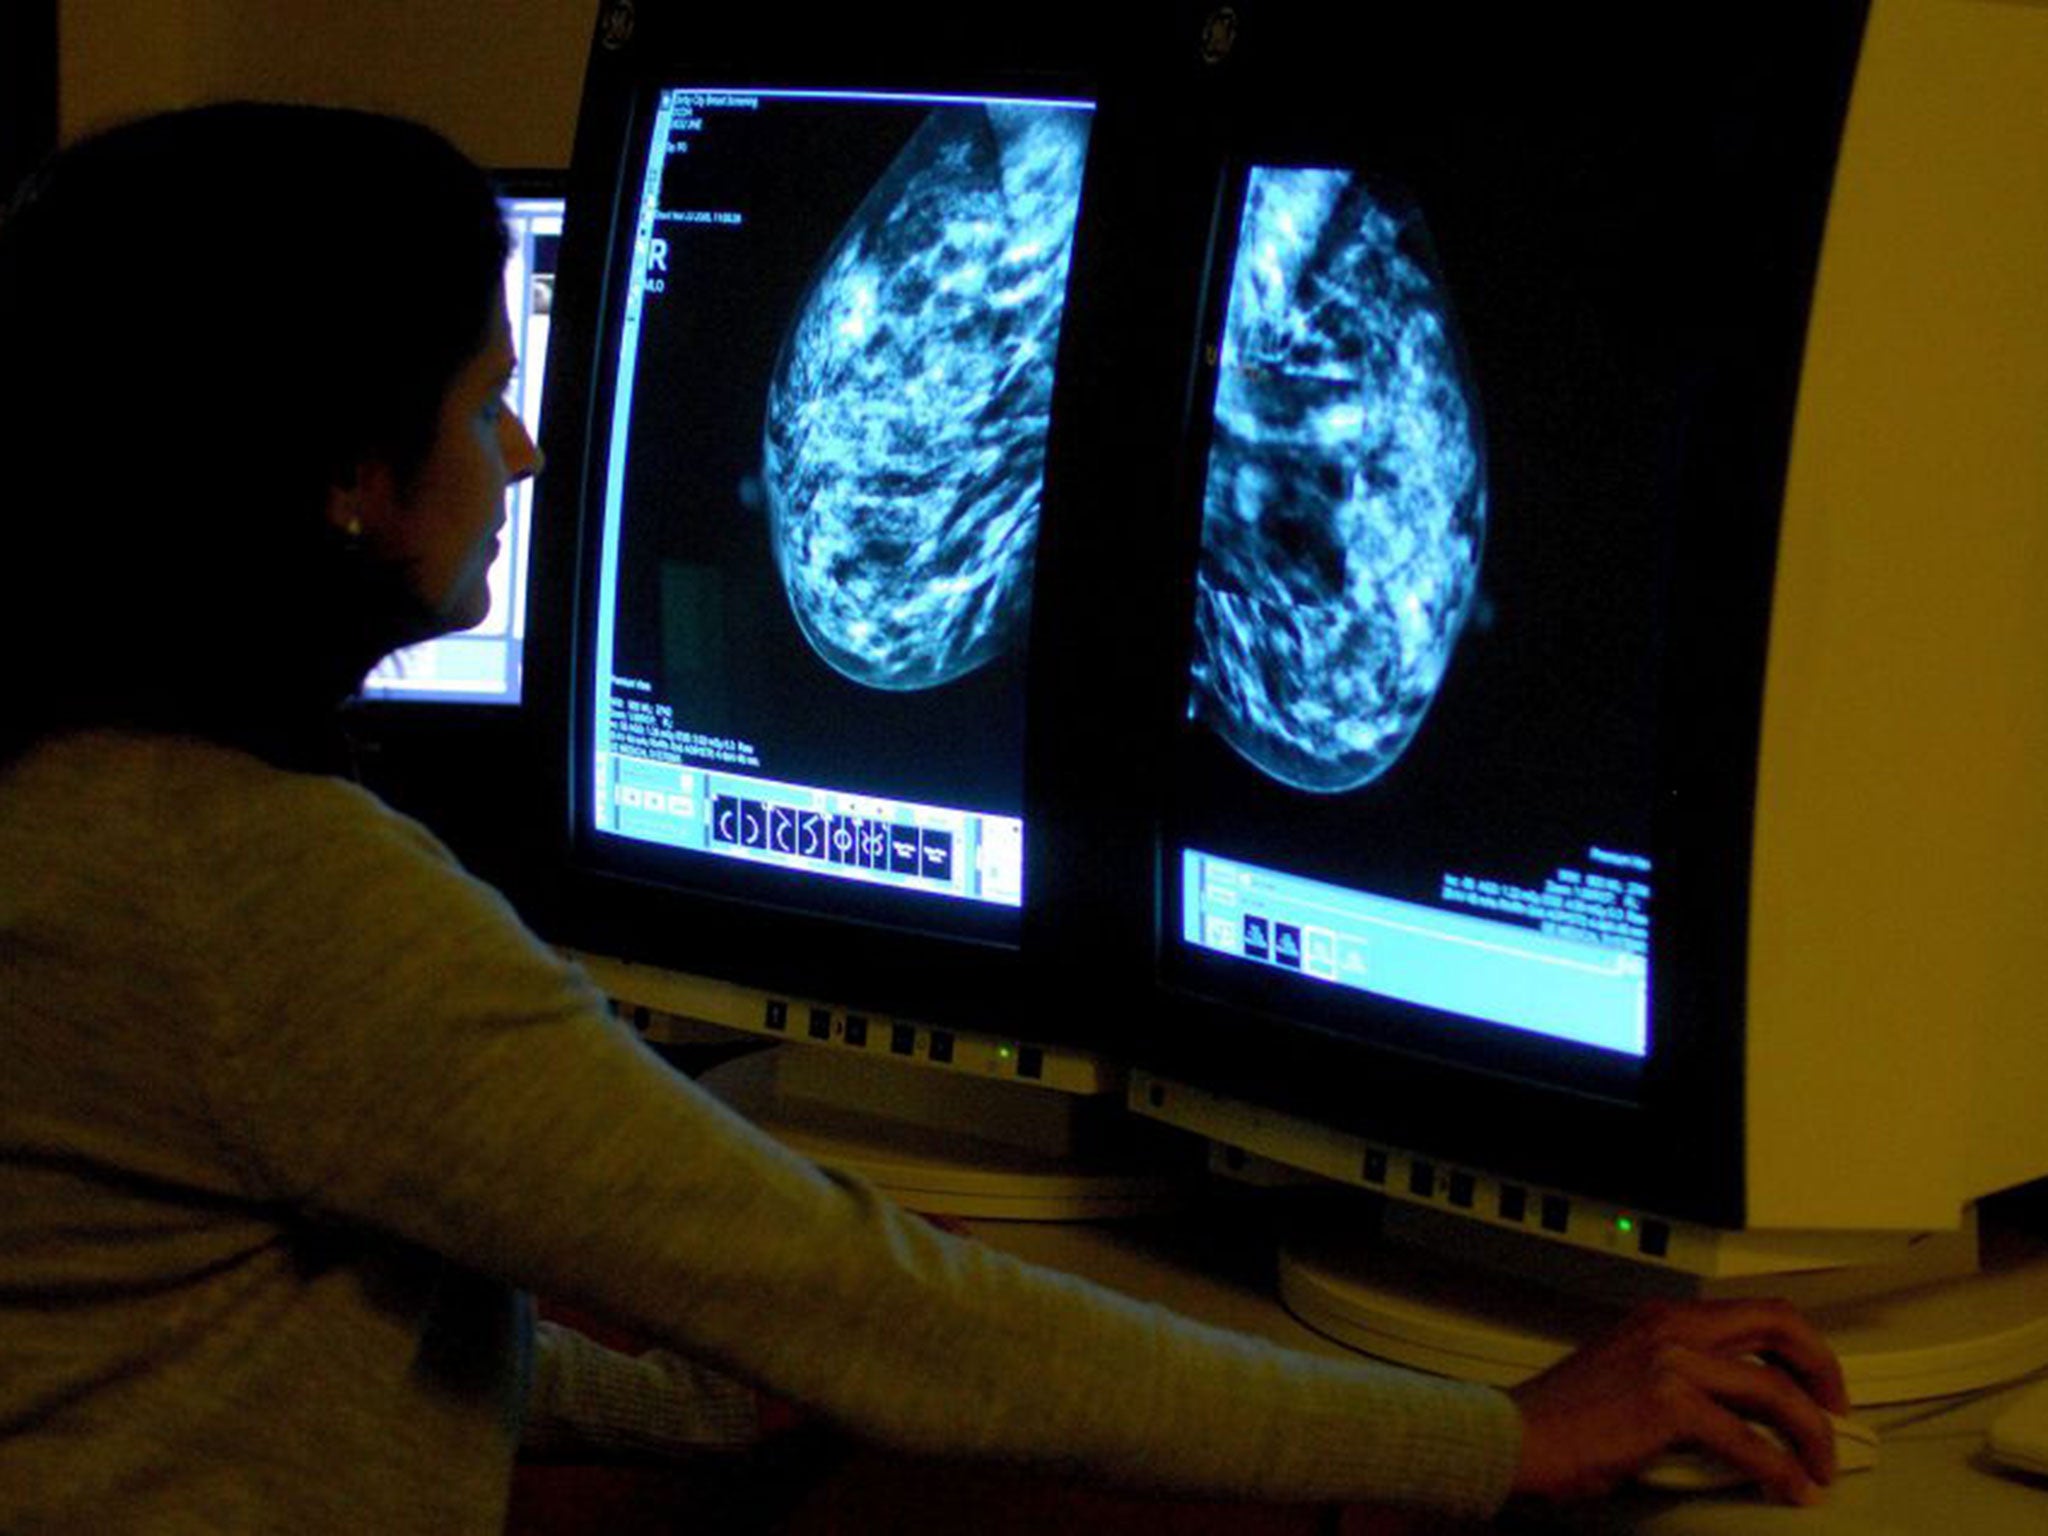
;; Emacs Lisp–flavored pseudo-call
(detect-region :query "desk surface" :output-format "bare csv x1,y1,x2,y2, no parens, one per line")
958,1214,2048,1536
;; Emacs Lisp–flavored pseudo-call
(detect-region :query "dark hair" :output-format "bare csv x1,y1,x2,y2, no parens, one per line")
0,102,509,768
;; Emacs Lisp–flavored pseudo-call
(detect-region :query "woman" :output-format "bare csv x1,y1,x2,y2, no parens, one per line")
0,104,1846,1534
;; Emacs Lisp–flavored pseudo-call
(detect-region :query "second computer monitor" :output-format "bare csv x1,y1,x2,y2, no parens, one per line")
362,185,564,705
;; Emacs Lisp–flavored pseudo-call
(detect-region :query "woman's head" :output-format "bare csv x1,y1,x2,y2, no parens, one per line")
0,102,527,763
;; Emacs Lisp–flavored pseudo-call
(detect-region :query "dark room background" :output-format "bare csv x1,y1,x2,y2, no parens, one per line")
2,4,59,196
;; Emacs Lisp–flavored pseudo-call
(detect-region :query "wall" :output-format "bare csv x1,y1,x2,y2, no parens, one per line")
59,0,595,168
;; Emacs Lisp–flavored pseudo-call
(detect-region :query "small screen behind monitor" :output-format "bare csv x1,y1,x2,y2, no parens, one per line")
362,189,564,705
1165,161,1660,1075
577,86,1094,939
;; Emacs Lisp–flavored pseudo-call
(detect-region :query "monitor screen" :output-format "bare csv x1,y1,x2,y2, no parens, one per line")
362,188,564,705
1163,158,1659,1086
574,85,1094,942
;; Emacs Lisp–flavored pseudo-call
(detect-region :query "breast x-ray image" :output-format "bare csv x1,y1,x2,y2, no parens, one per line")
1191,167,1486,795
764,104,1089,693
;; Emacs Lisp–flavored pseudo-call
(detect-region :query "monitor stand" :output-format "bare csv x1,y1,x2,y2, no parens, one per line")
1274,1196,2048,1405
575,949,1195,1222
701,1047,1192,1221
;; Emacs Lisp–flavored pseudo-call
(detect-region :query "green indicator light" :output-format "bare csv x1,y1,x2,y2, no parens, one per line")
1616,1216,1636,1236
999,1046,1015,1061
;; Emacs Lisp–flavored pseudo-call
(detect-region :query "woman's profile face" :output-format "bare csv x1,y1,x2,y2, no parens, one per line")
358,297,542,634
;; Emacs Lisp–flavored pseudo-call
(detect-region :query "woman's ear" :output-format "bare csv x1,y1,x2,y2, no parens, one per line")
324,461,401,544
324,477,365,543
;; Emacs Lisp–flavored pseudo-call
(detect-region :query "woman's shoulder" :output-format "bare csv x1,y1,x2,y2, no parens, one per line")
4,728,454,875
5,729,556,1004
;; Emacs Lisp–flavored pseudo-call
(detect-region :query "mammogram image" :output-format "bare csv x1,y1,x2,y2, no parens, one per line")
764,103,1088,692
1192,167,1487,794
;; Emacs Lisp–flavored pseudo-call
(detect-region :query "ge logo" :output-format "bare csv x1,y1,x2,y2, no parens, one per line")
1200,7,1239,65
601,0,636,50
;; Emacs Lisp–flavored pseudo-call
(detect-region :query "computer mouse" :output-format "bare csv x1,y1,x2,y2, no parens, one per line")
1635,1411,1879,1493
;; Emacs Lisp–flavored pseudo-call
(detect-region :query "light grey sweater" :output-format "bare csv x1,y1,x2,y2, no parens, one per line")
0,731,1520,1532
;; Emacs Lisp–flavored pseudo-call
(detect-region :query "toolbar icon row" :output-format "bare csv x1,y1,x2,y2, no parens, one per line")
1233,914,1339,980
711,795,954,886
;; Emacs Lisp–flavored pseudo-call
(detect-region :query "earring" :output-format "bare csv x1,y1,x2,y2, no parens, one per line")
342,515,364,543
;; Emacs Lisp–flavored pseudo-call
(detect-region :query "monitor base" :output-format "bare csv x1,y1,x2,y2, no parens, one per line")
1277,1203,2048,1404
702,1048,1192,1222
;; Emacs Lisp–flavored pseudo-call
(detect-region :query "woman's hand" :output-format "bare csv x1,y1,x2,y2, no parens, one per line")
1507,1298,1850,1506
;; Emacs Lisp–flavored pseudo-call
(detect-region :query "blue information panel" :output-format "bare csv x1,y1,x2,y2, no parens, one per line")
1182,849,1649,1057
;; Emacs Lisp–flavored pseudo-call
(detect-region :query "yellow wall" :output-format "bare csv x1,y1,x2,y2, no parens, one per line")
59,0,595,168
1749,0,2048,1229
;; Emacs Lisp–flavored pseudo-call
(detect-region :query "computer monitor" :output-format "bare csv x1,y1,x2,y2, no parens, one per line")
1126,0,2048,1402
342,177,568,898
518,7,1197,1216
361,181,564,706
